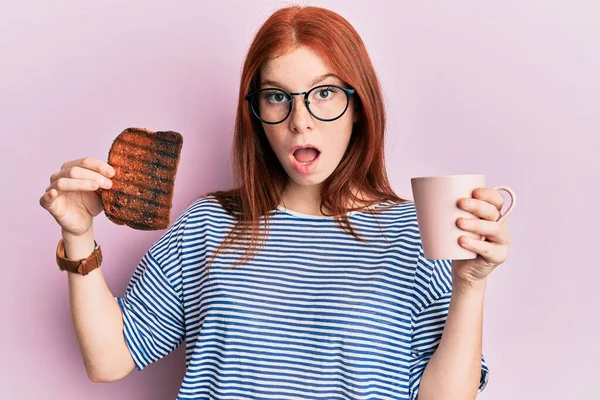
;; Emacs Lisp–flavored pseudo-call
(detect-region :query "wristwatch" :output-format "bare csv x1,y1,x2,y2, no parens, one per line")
56,238,103,276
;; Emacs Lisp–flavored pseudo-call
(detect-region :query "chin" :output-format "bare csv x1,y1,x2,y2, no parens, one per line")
286,168,331,187
278,154,338,187
290,177,324,186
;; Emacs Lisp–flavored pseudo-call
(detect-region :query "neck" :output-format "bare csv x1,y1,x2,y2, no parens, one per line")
280,182,371,217
280,182,324,216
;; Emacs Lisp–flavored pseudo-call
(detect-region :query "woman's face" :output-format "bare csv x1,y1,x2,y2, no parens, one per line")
258,46,359,191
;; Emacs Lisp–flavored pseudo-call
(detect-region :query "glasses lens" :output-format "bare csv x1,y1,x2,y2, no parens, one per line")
307,86,349,121
251,89,292,124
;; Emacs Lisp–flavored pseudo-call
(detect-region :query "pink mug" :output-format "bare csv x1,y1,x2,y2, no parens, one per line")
410,174,516,260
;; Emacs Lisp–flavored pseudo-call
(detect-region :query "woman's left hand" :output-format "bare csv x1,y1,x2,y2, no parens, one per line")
453,187,513,286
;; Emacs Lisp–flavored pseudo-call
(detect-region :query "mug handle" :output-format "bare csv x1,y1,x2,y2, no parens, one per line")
480,185,516,242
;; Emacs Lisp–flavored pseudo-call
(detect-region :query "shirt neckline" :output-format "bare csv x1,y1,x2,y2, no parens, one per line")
275,201,392,220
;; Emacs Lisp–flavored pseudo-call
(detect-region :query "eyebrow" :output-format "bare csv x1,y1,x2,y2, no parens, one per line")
259,73,343,90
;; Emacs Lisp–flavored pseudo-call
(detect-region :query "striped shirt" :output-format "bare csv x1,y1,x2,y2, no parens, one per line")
116,195,489,399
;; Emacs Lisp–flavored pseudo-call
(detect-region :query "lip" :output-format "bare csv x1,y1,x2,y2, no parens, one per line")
291,151,321,175
290,143,321,155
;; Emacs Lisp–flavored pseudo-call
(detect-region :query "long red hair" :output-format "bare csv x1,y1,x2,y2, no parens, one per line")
202,5,409,268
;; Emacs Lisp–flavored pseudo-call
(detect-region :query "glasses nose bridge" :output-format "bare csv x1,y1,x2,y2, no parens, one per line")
286,91,312,127
288,91,310,104
287,91,310,114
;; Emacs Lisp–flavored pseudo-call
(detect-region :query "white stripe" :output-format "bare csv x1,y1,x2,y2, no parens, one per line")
114,196,489,399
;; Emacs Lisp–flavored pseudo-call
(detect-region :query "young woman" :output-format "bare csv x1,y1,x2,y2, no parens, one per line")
40,5,512,400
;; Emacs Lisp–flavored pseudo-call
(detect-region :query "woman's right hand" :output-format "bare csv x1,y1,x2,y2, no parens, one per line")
40,157,115,238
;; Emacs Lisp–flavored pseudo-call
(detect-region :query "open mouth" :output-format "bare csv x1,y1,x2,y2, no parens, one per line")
293,147,321,164
290,145,321,174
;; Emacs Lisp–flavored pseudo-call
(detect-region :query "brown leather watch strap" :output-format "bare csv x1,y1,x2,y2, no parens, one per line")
56,238,103,276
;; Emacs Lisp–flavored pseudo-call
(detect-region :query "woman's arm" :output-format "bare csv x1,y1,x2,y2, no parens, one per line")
417,186,513,399
64,229,136,382
417,276,487,400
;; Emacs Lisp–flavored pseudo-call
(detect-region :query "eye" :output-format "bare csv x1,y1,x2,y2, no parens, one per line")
314,86,338,100
264,91,288,104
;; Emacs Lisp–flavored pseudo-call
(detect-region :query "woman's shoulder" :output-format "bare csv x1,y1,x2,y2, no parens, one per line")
154,195,232,246
183,194,234,221
363,198,418,227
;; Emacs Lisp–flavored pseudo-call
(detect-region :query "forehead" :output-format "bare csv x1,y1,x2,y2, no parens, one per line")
259,46,340,89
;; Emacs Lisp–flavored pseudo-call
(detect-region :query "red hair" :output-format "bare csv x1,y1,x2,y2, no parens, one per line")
203,5,409,268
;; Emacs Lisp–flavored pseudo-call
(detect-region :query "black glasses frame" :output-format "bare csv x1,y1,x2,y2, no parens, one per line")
245,84,356,125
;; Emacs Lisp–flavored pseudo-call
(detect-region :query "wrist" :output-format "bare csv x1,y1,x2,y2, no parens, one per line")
62,226,94,244
452,275,487,295
61,228,96,260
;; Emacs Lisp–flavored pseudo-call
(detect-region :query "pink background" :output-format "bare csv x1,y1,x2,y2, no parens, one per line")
2,0,598,398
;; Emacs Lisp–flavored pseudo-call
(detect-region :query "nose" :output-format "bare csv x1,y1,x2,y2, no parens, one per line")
288,97,314,133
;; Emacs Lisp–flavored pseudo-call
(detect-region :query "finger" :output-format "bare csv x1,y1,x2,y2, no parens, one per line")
49,165,113,188
458,235,509,264
472,187,505,211
39,188,59,209
48,177,102,193
457,218,511,244
40,186,70,208
458,198,501,221
59,157,115,178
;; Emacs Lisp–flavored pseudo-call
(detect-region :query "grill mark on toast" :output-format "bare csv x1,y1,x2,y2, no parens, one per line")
106,189,171,208
110,163,178,186
104,192,170,222
115,141,179,160
123,128,182,144
110,151,178,173
110,177,173,196
115,132,183,155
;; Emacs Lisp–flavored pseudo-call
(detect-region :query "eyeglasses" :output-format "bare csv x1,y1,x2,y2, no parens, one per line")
245,84,356,125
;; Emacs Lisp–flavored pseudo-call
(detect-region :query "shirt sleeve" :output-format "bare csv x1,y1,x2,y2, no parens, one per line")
114,210,189,371
408,244,490,400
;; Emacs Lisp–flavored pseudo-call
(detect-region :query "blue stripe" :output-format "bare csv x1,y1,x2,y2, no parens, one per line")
115,195,489,399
